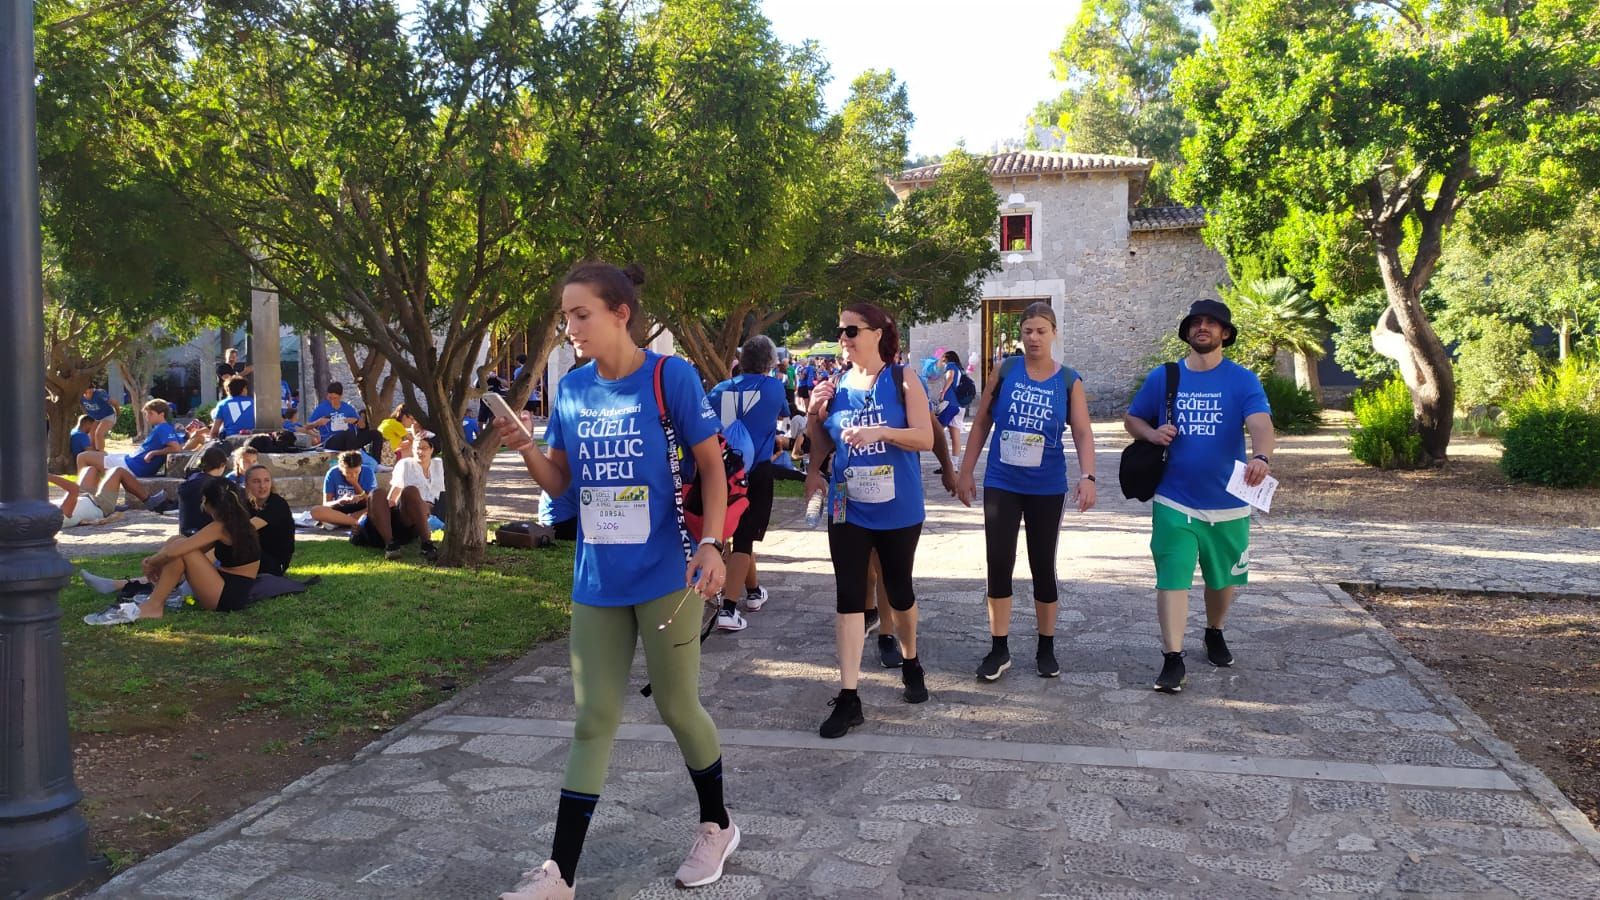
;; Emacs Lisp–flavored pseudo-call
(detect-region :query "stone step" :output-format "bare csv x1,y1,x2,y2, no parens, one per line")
141,474,346,509
161,449,342,480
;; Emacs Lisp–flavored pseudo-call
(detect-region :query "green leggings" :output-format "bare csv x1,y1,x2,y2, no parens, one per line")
565,589,722,795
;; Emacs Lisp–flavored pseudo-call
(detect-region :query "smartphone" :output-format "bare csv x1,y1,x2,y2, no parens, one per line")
481,392,531,439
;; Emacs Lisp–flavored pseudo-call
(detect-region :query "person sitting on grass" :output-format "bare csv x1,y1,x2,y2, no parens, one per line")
82,479,262,626
74,399,180,508
350,432,442,562
310,450,377,530
69,414,96,459
227,445,259,486
79,383,119,451
179,443,231,536
244,464,296,576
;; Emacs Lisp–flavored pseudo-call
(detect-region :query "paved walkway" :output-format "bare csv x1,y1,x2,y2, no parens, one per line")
92,428,1600,897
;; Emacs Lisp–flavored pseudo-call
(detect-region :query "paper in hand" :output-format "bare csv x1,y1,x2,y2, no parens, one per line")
1226,459,1278,512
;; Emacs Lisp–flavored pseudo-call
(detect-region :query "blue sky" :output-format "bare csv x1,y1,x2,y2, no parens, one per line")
762,0,1084,156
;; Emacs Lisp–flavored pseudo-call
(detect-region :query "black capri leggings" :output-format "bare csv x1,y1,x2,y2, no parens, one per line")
983,486,1065,604
828,521,921,614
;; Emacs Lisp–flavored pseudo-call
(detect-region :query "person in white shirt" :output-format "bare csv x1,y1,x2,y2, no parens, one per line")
387,431,445,561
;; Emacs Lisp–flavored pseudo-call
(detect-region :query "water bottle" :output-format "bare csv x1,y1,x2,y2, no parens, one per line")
804,489,824,529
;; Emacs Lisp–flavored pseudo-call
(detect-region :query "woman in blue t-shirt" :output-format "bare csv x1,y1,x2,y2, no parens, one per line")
493,262,737,899
936,350,966,461
804,302,935,739
957,302,1098,683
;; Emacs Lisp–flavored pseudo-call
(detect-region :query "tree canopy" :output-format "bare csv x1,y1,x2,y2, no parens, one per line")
1175,0,1600,462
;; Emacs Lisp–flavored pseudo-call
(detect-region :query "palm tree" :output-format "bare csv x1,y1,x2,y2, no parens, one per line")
1224,276,1329,399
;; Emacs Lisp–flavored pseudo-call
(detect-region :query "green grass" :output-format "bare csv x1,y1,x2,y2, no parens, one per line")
772,477,806,499
63,540,573,736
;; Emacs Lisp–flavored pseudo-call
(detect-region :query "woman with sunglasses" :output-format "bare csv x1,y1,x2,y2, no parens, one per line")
956,301,1097,681
494,262,735,899
805,303,936,738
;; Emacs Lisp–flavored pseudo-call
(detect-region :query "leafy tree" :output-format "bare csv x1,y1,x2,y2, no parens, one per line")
1176,0,1600,463
1027,0,1201,200
1222,276,1328,395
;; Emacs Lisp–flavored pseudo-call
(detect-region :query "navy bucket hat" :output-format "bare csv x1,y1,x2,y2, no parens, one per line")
1178,299,1237,347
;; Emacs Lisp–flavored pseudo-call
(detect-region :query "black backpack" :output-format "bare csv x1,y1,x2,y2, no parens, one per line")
1118,362,1180,502
953,370,977,407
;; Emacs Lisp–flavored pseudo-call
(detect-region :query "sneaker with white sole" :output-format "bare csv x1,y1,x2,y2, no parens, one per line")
743,585,768,611
83,601,141,626
498,859,573,900
715,608,748,632
141,489,168,511
675,821,740,888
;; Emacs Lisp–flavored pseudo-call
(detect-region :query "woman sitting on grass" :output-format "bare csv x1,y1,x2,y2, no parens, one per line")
83,479,262,626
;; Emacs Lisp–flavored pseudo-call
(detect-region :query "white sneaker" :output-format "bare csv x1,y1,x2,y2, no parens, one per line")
715,608,748,632
83,602,141,626
743,586,769,611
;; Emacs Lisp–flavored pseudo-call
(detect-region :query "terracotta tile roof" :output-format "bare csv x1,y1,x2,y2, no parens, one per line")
891,150,1154,185
1129,205,1207,231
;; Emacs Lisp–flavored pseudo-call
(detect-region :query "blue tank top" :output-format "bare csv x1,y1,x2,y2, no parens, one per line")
823,366,924,530
983,359,1079,496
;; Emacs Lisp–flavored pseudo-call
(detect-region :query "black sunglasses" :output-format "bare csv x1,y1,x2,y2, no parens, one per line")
835,325,878,339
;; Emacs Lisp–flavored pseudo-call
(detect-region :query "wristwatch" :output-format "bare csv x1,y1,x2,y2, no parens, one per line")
1252,454,1271,465
1079,474,1096,482
698,537,725,554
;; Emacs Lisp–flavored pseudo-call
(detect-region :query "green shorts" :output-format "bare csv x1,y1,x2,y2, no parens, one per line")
1150,502,1252,591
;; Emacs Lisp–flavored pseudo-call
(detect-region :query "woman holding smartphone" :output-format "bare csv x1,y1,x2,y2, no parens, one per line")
494,262,735,899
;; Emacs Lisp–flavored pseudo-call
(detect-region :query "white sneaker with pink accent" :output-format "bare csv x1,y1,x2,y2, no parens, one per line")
499,860,573,900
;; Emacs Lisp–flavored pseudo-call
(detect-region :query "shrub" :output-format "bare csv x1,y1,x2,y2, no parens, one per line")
1348,376,1424,469
1500,357,1600,488
111,404,137,437
1262,374,1322,434
1453,319,1542,413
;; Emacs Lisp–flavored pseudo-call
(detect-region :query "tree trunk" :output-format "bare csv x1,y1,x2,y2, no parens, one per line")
1293,351,1322,403
44,371,94,474
1371,295,1455,463
1558,323,1570,362
434,422,491,568
309,330,330,396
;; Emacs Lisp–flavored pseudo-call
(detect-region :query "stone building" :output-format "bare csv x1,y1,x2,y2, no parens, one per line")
889,151,1228,414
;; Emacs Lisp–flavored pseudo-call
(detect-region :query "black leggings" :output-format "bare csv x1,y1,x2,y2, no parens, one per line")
828,521,921,614
983,486,1064,604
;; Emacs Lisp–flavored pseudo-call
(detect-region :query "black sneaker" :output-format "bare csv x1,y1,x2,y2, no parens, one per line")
863,608,880,636
1154,651,1186,694
420,540,440,563
384,541,404,560
1036,644,1060,678
1204,627,1234,667
819,691,863,739
976,647,1011,682
902,663,929,704
878,634,903,668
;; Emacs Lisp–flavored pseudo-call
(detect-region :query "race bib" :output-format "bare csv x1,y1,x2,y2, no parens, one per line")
330,414,348,432
844,465,896,503
999,430,1045,467
579,485,651,545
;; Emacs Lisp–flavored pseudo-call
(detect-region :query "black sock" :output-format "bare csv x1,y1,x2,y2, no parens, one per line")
687,758,730,828
903,655,921,670
840,687,859,698
992,635,1009,653
721,597,737,614
1037,634,1055,653
550,788,599,885
745,584,761,597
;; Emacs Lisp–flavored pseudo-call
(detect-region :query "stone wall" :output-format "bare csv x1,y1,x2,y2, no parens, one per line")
905,170,1228,416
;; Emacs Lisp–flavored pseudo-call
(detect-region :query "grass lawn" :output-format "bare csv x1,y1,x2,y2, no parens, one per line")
772,476,806,499
63,538,573,870
65,539,573,735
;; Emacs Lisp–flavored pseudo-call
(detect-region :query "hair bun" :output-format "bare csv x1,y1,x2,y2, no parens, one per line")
622,263,647,287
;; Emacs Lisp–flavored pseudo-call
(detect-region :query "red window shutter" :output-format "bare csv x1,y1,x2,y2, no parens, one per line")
1024,214,1032,250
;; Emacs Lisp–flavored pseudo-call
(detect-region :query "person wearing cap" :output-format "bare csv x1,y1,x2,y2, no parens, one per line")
1123,299,1275,695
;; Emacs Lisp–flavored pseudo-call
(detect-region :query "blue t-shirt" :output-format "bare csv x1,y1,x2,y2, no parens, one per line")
81,390,116,420
70,429,93,456
129,422,180,477
463,416,481,444
984,360,1080,496
798,364,816,389
545,351,720,607
537,484,578,526
215,397,256,436
823,366,924,531
323,466,376,502
706,373,787,466
1128,358,1271,513
309,399,361,442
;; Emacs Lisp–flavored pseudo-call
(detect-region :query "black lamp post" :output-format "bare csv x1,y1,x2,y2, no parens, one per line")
0,1,93,895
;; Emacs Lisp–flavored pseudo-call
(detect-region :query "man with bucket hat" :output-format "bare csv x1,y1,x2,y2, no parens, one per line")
1123,299,1276,694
